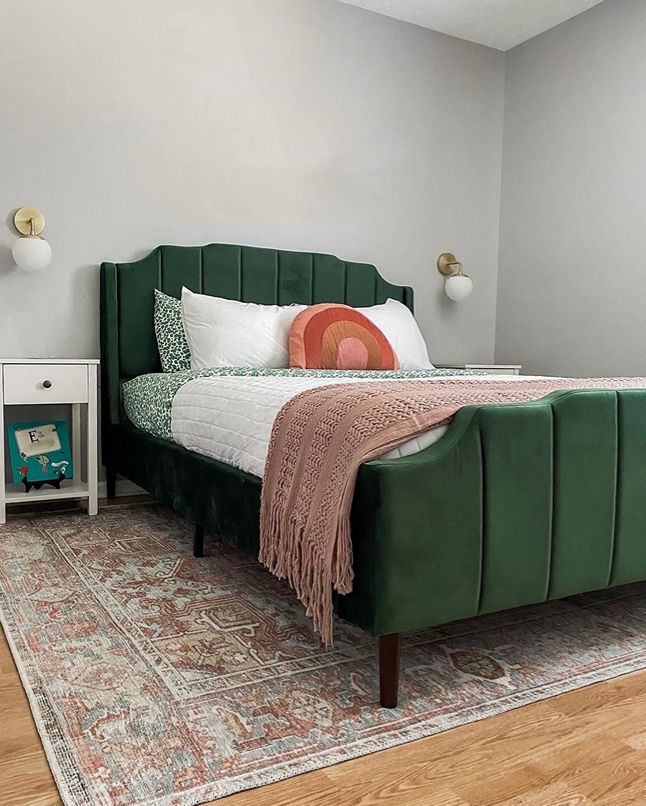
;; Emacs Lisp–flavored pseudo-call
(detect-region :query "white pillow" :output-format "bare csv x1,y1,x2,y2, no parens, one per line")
358,298,434,370
181,287,306,369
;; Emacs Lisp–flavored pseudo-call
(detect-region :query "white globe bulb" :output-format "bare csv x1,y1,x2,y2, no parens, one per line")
445,274,473,302
12,237,53,271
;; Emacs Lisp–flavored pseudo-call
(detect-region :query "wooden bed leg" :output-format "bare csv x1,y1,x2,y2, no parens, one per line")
193,523,205,558
379,633,401,708
106,465,117,500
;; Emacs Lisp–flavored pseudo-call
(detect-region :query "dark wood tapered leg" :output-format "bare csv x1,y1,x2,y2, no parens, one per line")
193,524,205,558
379,632,402,708
106,465,117,500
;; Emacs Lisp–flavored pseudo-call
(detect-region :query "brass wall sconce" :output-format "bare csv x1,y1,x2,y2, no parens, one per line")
437,252,473,302
12,207,52,271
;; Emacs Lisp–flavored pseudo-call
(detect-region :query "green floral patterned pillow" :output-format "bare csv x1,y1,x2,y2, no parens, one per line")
154,289,192,372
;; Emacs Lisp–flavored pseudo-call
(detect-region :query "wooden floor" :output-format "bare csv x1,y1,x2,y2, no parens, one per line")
3,502,646,804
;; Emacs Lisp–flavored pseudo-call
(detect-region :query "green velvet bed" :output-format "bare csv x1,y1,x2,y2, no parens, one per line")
100,243,646,708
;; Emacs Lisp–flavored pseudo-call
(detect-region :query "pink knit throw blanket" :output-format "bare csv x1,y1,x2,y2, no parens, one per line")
259,377,646,644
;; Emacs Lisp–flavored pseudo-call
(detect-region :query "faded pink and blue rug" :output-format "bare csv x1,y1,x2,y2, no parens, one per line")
2,504,646,805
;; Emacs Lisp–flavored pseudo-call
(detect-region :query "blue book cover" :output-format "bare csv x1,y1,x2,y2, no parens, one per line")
7,420,73,485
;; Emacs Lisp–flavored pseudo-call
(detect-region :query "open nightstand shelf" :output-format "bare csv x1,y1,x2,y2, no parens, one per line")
0,359,99,523
4,479,90,504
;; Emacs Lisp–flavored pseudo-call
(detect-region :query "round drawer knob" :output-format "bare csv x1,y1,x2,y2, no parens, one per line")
42,379,52,389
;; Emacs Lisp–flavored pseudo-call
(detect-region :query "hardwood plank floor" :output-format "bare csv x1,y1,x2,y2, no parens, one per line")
3,500,646,805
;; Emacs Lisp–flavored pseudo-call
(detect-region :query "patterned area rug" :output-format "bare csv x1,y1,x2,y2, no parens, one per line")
2,505,646,806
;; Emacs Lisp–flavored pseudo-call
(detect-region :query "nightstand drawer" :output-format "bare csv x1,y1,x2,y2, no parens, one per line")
3,364,88,404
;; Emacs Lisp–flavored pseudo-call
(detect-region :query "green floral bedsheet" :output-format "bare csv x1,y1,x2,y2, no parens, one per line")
122,366,471,441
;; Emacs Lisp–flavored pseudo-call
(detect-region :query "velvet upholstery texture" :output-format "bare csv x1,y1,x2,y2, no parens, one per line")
101,244,646,639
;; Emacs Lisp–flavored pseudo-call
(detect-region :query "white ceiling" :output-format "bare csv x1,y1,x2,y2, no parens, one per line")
337,0,607,50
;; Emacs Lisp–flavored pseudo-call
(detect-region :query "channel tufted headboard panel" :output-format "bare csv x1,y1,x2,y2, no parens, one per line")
100,243,414,426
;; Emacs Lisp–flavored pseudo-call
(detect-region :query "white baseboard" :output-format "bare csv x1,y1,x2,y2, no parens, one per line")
97,479,148,499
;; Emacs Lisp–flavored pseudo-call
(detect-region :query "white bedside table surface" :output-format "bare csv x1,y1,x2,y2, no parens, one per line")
0,358,99,364
435,363,522,376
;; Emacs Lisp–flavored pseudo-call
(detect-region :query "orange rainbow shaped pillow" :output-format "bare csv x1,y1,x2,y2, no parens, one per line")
289,303,399,370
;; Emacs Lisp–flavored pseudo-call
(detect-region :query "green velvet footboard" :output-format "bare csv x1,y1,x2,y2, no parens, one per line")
343,388,646,635
106,386,646,637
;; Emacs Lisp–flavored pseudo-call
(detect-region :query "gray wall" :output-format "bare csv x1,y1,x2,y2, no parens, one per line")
0,0,505,368
496,0,646,376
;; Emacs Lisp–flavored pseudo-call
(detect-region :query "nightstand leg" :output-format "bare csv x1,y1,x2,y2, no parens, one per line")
0,376,5,525
87,366,98,516
72,403,81,486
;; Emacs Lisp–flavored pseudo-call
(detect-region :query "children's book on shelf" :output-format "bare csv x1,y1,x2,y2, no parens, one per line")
7,420,73,492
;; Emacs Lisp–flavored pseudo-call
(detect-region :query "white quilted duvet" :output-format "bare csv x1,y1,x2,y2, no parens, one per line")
171,373,531,479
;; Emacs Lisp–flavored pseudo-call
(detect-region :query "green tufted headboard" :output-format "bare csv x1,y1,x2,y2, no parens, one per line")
100,243,414,431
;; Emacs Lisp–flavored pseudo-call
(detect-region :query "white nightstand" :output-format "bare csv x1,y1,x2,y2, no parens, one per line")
0,359,99,524
436,363,522,376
